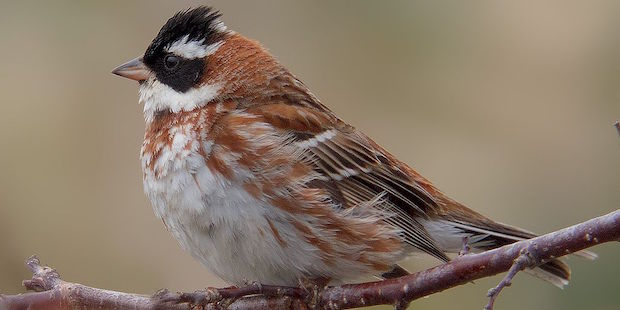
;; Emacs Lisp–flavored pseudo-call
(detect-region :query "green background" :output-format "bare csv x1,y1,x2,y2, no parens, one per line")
1,1,618,309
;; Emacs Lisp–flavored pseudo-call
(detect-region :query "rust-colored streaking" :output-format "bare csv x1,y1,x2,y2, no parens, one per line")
266,219,288,248
142,101,235,176
203,35,286,101
206,151,233,180
247,103,334,133
357,254,391,272
242,182,262,199
271,197,302,215
202,34,333,114
291,219,336,266
142,111,175,172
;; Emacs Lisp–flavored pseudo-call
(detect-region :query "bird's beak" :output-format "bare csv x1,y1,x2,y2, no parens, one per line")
112,57,150,82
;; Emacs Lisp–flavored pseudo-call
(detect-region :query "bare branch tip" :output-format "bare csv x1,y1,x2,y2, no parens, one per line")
21,280,40,292
484,250,534,310
25,255,41,272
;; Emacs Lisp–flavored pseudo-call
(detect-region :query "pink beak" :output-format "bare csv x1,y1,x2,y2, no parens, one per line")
112,57,150,82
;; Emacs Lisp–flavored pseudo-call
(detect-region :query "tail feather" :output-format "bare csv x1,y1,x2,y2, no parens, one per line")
381,264,410,279
573,249,598,260
527,259,570,288
421,217,595,288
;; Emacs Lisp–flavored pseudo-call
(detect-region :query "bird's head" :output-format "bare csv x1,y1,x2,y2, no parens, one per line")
112,7,288,122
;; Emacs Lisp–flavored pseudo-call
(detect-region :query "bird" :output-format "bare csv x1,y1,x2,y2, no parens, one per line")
112,6,594,288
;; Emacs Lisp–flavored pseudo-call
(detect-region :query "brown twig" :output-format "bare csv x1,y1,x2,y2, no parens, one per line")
0,210,618,310
155,282,307,308
483,249,534,310
614,121,620,138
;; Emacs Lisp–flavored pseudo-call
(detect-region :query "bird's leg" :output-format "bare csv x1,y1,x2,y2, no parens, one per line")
298,277,331,308
459,236,471,256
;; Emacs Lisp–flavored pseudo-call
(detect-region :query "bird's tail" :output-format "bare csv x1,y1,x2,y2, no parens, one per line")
422,215,597,288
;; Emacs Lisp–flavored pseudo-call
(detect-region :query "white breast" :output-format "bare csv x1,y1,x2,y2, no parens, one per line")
141,128,336,285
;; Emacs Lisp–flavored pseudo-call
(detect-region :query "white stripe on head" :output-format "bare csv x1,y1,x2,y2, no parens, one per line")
166,35,224,59
210,20,228,33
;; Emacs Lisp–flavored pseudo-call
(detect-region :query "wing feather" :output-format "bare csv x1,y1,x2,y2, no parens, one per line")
248,103,448,260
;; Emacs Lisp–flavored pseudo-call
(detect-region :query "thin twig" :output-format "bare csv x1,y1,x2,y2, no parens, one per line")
484,249,534,310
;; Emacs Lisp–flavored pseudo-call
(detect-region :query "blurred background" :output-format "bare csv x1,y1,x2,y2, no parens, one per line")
1,1,619,309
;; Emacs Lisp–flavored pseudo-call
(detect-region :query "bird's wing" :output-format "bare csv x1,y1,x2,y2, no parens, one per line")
246,103,449,261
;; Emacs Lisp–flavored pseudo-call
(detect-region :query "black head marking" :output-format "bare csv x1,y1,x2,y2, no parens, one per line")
145,7,224,60
143,7,226,93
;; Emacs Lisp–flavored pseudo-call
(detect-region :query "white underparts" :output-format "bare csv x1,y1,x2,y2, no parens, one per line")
421,219,493,252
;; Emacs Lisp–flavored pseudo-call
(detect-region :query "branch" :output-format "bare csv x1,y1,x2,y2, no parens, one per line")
0,210,618,310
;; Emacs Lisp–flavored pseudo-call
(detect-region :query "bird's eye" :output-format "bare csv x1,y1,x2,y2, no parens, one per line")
164,55,179,70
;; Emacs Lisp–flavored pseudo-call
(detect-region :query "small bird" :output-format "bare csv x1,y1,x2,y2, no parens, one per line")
112,7,592,288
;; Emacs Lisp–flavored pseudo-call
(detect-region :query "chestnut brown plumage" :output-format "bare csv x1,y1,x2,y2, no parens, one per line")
112,6,594,288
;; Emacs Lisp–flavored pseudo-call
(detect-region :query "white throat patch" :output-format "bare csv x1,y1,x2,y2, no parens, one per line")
139,77,222,122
